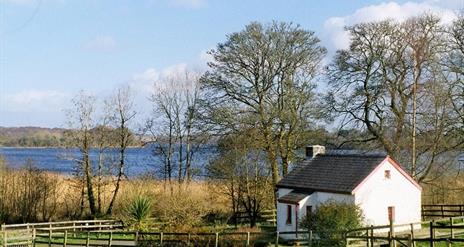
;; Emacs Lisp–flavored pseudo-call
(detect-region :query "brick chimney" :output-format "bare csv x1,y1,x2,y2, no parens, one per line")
306,145,325,159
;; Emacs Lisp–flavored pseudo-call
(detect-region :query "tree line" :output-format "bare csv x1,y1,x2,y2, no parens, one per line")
27,14,464,223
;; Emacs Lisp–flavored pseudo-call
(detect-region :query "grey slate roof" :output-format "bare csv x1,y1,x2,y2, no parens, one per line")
276,154,388,194
277,191,314,204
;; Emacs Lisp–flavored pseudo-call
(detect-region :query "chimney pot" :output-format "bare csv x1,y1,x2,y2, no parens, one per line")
306,145,325,158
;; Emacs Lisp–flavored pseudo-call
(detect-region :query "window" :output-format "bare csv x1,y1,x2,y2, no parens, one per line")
286,205,292,224
306,206,313,221
388,206,395,222
384,170,391,179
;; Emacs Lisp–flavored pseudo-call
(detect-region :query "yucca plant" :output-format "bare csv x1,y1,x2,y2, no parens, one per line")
126,195,153,231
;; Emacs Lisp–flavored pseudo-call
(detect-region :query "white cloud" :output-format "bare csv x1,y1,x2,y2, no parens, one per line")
2,89,68,112
323,1,458,51
169,0,205,8
83,35,117,52
129,63,200,94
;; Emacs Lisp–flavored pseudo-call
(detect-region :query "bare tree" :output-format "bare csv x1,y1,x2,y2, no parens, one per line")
206,131,273,227
65,91,99,217
146,71,203,189
106,85,136,215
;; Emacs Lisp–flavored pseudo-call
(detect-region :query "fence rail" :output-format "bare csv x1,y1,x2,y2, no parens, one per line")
422,204,464,219
2,227,314,247
1,220,123,247
346,216,464,247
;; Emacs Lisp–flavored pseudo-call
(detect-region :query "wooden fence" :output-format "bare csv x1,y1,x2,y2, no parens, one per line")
422,204,464,219
2,225,314,247
1,220,123,247
232,209,276,226
345,216,464,247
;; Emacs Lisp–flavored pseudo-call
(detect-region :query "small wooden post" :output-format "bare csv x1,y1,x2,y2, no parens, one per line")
86,232,90,247
410,223,415,247
187,233,191,246
370,225,374,247
246,232,250,247
430,220,435,247
160,232,163,246
366,229,370,247
441,205,445,218
447,239,452,247
389,219,395,247
135,231,139,243
215,232,219,247
3,230,7,247
32,228,36,247
108,232,113,247
450,217,454,239
48,229,52,247
275,231,279,247
64,230,68,247
308,230,313,247
407,234,412,247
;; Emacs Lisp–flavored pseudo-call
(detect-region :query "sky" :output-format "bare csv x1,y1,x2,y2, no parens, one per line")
0,0,462,127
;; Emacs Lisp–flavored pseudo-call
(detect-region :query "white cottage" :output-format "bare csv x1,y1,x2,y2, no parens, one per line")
276,145,422,236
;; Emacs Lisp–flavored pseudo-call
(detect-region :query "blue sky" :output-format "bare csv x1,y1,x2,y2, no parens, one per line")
0,0,461,127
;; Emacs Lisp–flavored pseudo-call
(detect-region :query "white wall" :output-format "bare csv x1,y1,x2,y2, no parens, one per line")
277,188,354,239
354,159,422,230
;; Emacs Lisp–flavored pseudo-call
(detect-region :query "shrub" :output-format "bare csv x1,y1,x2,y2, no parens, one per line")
126,195,153,231
155,189,209,231
300,201,363,246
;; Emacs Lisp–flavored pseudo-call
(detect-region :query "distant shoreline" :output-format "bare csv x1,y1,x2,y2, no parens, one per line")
0,146,144,149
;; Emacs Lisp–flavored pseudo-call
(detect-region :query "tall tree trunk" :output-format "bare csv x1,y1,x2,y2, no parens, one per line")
83,131,97,217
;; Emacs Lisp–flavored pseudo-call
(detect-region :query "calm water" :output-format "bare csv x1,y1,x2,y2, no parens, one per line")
0,146,217,177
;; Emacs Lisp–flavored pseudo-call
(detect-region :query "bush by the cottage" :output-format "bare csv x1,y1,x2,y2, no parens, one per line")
300,201,363,246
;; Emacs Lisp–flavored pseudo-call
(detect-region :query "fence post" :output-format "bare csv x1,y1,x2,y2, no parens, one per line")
407,234,412,247
187,233,191,247
160,232,163,246
308,230,313,247
64,230,68,247
246,232,250,247
441,205,444,218
108,232,113,247
3,230,7,247
32,228,36,247
275,231,279,247
370,225,374,247
389,219,396,247
366,229,370,247
85,232,90,247
430,220,435,247
215,232,219,247
450,217,454,239
48,229,52,247
410,223,415,247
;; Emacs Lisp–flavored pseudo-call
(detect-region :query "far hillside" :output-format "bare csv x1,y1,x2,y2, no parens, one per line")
0,126,143,147
0,127,67,147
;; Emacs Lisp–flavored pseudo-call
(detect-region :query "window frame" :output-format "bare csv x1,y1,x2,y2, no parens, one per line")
384,170,391,179
286,205,292,225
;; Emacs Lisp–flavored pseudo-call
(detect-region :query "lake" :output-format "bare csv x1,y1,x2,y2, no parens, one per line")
0,146,218,177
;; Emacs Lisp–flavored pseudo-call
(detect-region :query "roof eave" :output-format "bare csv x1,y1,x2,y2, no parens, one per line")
276,185,352,195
